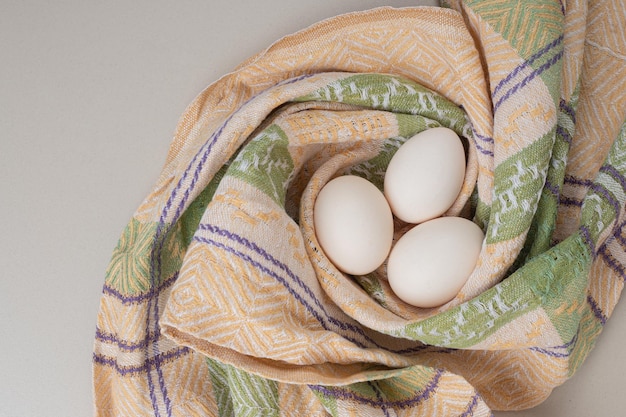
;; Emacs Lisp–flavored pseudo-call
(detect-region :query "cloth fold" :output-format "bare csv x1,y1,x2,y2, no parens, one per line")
94,2,626,416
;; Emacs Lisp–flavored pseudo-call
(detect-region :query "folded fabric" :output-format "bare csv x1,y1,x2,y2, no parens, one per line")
93,1,626,416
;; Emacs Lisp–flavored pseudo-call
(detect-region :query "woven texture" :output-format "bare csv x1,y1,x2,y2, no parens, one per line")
93,1,626,415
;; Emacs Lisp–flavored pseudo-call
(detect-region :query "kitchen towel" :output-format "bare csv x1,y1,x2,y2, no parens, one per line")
93,1,626,415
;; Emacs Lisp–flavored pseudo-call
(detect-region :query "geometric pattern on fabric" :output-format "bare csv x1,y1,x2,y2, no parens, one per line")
94,2,626,416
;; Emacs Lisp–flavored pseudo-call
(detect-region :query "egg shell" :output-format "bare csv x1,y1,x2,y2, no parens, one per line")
387,216,483,308
384,127,466,224
314,175,394,276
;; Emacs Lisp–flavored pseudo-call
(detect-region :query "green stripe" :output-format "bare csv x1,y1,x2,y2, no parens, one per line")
295,74,470,136
227,124,294,207
487,129,555,244
206,358,280,417
227,364,279,417
513,127,571,267
463,0,563,62
207,358,235,417
396,113,442,139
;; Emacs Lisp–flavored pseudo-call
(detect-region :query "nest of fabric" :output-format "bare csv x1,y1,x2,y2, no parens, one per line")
94,2,626,416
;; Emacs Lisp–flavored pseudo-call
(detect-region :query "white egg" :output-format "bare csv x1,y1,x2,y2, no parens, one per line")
387,216,483,308
314,175,394,275
384,127,466,224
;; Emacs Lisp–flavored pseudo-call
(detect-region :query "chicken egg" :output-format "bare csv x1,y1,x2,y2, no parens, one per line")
384,127,466,224
314,175,394,275
387,216,483,308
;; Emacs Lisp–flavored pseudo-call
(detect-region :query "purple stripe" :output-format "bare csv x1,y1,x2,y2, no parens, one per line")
101,273,178,305
492,35,563,97
587,295,607,325
529,330,579,358
529,346,570,358
475,140,495,157
367,381,391,417
493,49,563,113
149,225,172,416
559,98,576,124
598,244,626,281
559,196,583,207
564,175,593,187
614,220,626,248
470,123,494,156
93,346,190,377
198,224,432,355
556,124,572,145
580,225,596,254
395,346,454,355
460,393,481,417
473,130,495,144
308,369,443,409
544,179,560,198
276,72,317,87
553,328,579,349
95,328,159,352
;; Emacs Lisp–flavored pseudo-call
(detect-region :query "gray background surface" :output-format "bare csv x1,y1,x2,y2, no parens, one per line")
1,1,624,416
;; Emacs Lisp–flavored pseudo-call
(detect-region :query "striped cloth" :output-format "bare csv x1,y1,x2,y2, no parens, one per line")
93,1,626,416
